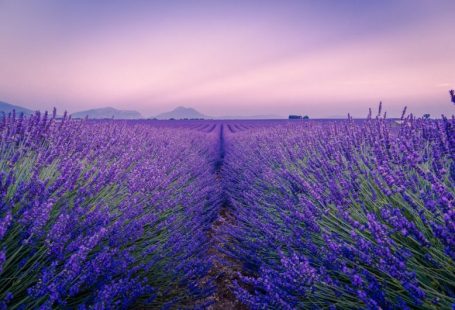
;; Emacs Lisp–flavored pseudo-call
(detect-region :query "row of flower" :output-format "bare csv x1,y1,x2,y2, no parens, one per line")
0,111,220,308
222,112,454,309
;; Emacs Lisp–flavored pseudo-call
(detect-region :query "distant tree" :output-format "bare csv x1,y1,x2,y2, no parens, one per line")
450,89,455,104
423,114,430,119
303,115,309,120
289,115,302,120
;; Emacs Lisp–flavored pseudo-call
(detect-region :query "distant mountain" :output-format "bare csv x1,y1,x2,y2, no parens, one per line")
155,106,208,119
0,101,34,115
71,107,142,119
154,107,285,120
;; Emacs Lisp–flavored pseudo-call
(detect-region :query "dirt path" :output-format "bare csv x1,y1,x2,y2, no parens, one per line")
206,124,247,309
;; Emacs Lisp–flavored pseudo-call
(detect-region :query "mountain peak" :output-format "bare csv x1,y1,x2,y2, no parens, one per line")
71,107,142,119
0,101,34,115
155,106,207,119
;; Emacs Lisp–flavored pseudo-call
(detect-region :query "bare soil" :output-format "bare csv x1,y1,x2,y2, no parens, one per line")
205,124,248,309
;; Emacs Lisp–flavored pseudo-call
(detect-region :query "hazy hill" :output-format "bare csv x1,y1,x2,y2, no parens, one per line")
72,107,142,119
0,101,34,115
155,106,207,119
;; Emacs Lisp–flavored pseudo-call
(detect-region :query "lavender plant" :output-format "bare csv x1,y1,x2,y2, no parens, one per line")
222,113,454,309
0,111,219,308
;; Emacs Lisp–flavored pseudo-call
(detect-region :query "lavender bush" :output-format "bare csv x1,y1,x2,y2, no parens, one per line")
0,111,219,308
222,112,454,309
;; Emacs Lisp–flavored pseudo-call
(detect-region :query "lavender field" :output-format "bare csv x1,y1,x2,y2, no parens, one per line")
0,109,454,309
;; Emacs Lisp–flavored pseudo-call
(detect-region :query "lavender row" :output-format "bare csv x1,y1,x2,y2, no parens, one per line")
0,111,220,308
222,114,454,308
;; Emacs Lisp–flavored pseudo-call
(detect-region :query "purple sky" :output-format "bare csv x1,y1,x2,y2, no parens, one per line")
0,0,454,117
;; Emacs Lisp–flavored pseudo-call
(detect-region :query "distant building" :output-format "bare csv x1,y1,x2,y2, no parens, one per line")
289,115,309,120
